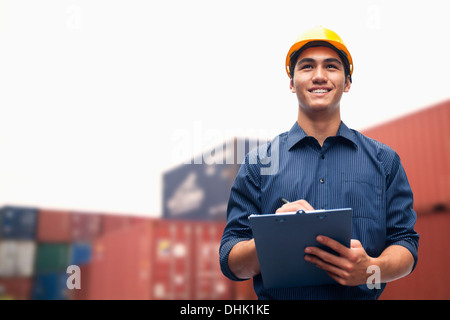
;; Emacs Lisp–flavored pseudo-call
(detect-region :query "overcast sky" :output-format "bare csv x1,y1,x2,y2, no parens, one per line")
0,0,448,217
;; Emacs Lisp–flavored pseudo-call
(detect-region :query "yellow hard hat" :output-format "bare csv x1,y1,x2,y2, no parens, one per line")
285,26,353,78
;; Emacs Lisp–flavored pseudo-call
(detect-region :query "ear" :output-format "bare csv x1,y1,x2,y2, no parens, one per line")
344,76,351,93
289,77,296,93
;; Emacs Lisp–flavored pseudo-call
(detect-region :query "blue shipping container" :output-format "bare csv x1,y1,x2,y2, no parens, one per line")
162,138,265,221
31,272,71,300
0,205,38,240
70,242,92,266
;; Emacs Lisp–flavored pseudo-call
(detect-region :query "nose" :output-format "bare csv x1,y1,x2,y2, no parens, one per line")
312,66,328,83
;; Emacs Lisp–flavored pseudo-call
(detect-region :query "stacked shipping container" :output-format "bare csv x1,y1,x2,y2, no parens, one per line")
0,206,37,300
361,99,450,300
0,206,256,300
160,137,259,300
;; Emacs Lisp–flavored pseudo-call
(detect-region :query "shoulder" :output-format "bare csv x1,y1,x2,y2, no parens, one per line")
352,129,401,174
244,131,287,176
246,131,287,162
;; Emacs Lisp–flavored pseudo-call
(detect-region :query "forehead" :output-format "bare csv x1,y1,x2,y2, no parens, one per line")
296,46,342,63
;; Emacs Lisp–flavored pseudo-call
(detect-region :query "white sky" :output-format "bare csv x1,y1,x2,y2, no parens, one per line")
0,0,449,217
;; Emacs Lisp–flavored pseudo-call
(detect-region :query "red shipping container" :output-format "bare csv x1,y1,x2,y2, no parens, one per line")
86,220,154,300
380,211,450,300
72,218,258,300
232,280,258,300
70,264,90,300
101,214,131,235
151,220,193,299
0,277,33,300
192,222,233,300
70,211,103,242
361,100,450,213
36,209,72,242
131,216,151,226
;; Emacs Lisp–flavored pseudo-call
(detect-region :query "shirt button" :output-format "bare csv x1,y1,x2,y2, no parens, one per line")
320,178,325,184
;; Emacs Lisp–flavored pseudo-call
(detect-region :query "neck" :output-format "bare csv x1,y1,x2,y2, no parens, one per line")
297,107,341,146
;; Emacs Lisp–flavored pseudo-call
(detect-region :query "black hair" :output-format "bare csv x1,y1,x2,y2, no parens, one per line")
289,41,352,83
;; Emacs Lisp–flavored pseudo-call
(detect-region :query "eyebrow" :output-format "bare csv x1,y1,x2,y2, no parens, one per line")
297,57,342,66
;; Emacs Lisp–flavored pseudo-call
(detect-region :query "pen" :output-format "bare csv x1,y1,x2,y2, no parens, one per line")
281,198,290,205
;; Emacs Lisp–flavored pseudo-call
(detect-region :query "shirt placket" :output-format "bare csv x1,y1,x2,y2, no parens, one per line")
317,150,327,210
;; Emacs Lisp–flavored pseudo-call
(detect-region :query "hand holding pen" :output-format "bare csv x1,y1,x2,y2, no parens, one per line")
276,198,315,214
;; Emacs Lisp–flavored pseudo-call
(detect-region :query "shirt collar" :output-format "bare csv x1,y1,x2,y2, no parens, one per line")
287,121,358,151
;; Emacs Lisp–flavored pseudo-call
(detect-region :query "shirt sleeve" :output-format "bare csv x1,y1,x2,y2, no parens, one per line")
219,152,261,281
384,151,420,271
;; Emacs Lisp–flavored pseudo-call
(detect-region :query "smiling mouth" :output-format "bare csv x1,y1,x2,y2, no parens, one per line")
309,89,331,94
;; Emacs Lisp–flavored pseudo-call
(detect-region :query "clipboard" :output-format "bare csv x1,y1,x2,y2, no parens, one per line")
248,208,352,289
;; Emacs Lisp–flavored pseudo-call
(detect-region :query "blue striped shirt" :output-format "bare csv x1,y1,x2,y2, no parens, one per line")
219,121,419,300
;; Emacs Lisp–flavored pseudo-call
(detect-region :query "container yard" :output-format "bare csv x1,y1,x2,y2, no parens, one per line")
0,100,449,300
0,206,257,300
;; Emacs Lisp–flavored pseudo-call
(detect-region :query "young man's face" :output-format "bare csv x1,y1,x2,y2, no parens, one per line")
290,46,351,115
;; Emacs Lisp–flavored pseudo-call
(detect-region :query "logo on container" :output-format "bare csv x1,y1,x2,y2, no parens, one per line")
167,172,205,216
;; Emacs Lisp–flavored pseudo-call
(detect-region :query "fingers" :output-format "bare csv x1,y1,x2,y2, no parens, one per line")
304,236,357,272
304,254,349,282
351,239,362,248
304,237,373,287
314,236,352,258
275,199,314,213
304,241,348,270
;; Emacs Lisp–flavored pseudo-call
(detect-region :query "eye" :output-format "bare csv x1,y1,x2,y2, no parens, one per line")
300,64,313,70
326,64,338,69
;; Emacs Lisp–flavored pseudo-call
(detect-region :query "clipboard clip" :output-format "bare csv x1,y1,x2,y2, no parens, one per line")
296,209,306,214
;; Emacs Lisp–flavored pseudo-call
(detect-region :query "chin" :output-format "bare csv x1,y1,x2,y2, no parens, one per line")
307,104,333,112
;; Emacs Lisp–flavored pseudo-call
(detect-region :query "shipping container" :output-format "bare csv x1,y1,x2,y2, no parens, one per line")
232,279,258,300
86,220,154,300
34,243,71,275
70,264,90,300
150,220,237,300
70,242,92,266
31,272,72,300
0,277,33,300
151,219,193,299
0,240,36,277
380,210,450,300
192,221,233,299
73,218,238,300
101,213,135,235
36,208,72,242
0,205,38,240
70,211,103,242
162,138,264,221
361,100,450,213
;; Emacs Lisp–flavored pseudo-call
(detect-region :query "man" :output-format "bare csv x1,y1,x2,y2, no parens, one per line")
219,26,419,300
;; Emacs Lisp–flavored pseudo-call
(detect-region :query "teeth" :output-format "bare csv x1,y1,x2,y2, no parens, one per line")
312,89,328,93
